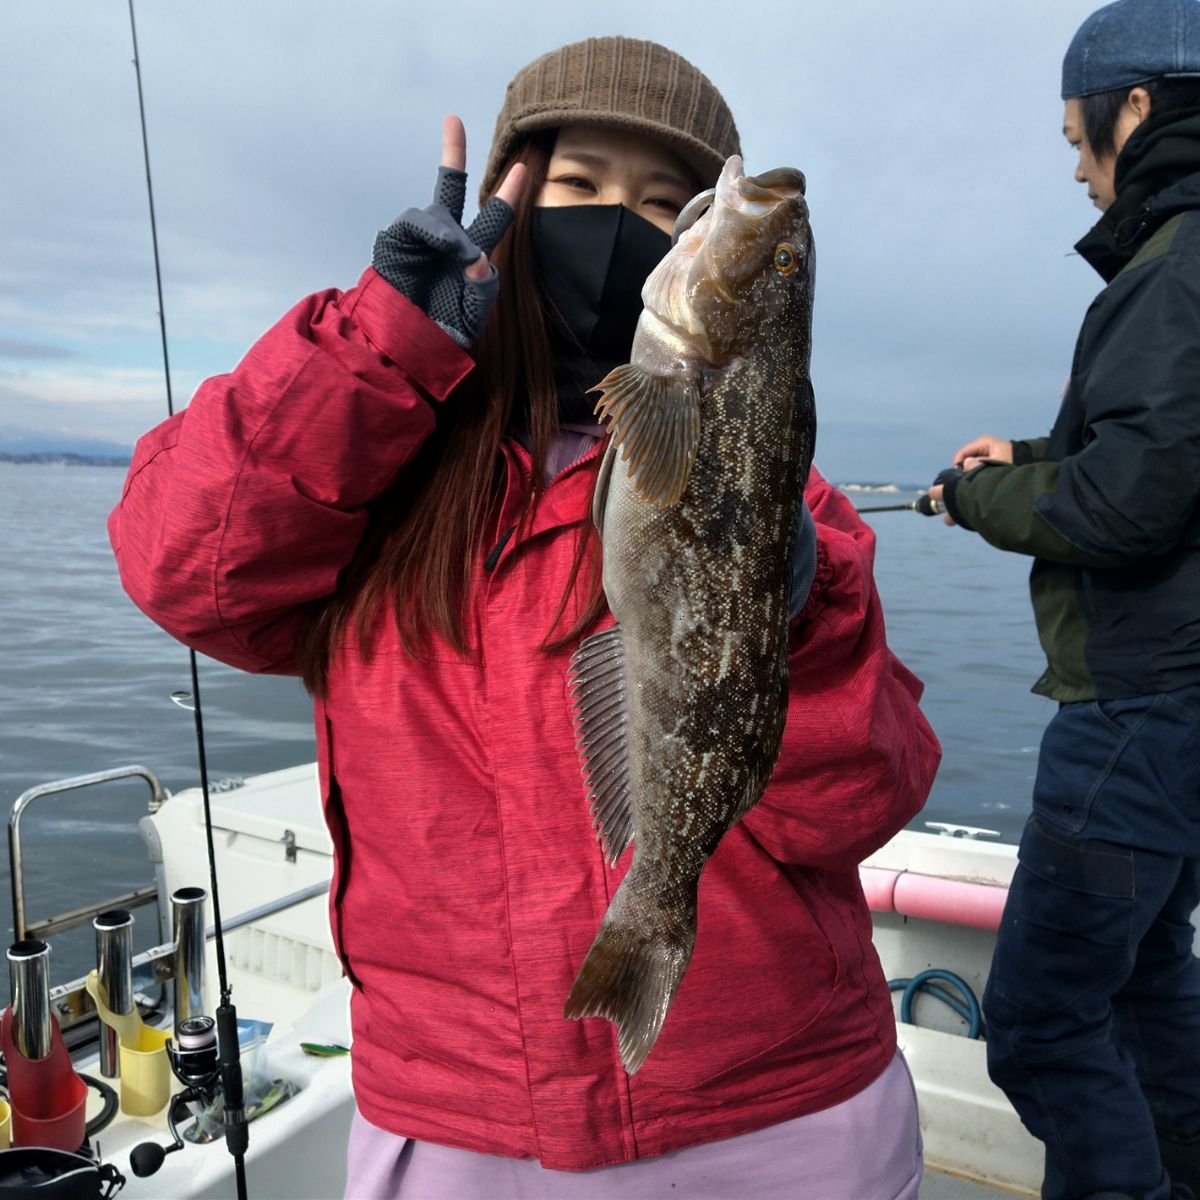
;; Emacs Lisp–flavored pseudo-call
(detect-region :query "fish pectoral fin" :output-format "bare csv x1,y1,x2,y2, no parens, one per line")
567,624,633,866
592,436,619,539
590,363,700,508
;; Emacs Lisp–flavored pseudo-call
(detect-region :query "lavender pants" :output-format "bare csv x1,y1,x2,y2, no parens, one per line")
343,1051,922,1199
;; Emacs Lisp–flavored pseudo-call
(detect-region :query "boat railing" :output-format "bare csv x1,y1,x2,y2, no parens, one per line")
48,880,331,1044
8,766,331,1045
8,765,167,944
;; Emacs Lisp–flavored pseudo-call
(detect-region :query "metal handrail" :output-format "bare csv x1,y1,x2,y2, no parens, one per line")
207,881,331,939
24,888,160,942
8,766,167,943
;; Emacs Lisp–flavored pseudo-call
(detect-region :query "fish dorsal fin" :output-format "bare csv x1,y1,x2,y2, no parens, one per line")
567,624,633,866
591,364,701,508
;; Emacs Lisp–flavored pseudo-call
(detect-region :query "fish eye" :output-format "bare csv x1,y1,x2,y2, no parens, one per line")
774,242,800,276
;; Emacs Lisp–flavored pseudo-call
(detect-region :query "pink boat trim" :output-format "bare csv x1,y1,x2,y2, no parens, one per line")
859,867,901,913
860,866,1008,932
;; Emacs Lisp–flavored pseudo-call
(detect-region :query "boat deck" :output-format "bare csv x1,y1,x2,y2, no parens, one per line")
923,1168,1031,1198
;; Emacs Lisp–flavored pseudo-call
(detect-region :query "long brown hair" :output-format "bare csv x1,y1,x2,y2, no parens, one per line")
295,132,605,694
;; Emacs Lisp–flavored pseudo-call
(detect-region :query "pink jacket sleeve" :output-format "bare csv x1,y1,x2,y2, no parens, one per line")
741,468,942,870
108,269,474,674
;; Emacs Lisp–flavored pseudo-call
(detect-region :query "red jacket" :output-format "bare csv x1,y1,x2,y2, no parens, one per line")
110,268,940,1171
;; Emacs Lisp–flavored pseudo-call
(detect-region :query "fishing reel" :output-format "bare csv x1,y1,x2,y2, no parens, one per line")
129,1016,221,1179
166,1015,221,1097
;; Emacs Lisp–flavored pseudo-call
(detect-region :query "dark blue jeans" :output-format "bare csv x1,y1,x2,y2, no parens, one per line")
983,685,1200,1200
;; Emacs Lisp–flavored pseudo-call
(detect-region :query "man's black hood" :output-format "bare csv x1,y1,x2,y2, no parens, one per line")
1076,107,1200,281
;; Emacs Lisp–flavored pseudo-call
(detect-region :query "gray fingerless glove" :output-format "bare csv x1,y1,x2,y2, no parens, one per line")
372,166,514,347
789,500,817,622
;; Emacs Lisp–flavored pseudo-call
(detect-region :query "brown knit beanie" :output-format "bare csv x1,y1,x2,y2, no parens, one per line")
480,36,740,203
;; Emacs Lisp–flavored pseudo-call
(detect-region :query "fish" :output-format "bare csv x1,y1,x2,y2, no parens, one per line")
563,155,817,1073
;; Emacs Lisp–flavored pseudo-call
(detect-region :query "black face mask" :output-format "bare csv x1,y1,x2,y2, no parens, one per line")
531,206,671,424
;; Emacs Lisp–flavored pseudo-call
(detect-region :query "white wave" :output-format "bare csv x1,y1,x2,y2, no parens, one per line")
837,482,902,494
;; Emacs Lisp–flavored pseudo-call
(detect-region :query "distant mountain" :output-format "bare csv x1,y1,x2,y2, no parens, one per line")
0,426,131,464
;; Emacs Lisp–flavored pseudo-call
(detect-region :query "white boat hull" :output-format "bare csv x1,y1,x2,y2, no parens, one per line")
28,763,1196,1197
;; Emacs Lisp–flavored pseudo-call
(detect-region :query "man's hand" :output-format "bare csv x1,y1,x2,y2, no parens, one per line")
927,481,954,525
928,466,964,527
953,434,1014,472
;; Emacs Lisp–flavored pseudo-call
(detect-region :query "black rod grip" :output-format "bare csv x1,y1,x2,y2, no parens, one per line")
216,1002,249,1159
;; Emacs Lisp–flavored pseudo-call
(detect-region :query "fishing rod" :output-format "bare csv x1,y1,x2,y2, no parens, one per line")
854,468,961,515
126,3,249,1195
855,494,945,516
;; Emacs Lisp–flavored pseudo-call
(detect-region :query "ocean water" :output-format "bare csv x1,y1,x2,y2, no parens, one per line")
1,463,1052,983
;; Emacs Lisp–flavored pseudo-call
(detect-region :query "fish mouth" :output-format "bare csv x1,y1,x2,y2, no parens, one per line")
672,160,806,244
720,158,806,208
642,156,807,363
672,189,717,245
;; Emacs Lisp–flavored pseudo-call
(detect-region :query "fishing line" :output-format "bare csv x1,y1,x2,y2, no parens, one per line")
127,3,249,1195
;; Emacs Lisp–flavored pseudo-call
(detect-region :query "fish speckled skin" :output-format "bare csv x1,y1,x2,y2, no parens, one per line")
564,156,816,1073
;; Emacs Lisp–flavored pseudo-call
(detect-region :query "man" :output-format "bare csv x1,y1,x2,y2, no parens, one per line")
930,2,1200,1198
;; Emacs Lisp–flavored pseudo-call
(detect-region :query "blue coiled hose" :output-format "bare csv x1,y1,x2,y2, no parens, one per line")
887,968,984,1039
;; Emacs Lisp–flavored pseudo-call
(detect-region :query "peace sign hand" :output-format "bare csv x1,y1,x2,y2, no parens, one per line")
372,116,527,347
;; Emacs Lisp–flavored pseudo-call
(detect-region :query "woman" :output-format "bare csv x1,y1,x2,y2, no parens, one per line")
110,36,940,1199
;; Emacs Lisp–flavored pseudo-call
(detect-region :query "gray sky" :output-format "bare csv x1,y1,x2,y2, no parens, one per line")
4,0,1107,483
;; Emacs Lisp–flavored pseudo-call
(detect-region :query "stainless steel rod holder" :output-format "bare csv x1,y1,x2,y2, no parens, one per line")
8,939,52,1061
172,887,206,1028
93,909,135,1078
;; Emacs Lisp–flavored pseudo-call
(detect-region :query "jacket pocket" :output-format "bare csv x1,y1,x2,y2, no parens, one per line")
314,701,362,991
635,837,842,1092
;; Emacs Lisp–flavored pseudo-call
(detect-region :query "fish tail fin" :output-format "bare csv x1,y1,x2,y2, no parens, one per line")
563,871,696,1074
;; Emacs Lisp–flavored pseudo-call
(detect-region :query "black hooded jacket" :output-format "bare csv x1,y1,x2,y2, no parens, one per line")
944,109,1200,701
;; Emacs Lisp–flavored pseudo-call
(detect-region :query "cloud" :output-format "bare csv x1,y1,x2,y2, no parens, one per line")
6,0,1109,480
0,337,77,361
0,367,200,445
0,366,170,407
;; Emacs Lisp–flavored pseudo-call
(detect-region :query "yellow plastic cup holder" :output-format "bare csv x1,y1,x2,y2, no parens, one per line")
85,971,175,1117
116,1025,172,1117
